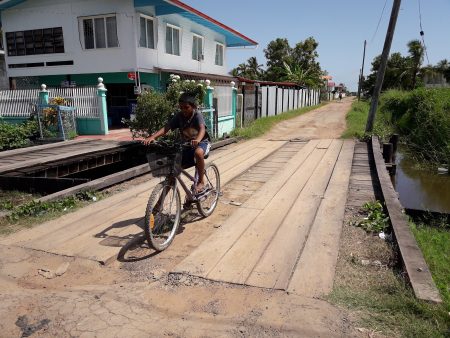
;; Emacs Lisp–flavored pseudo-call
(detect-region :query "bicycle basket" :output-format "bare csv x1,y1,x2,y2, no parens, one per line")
146,152,182,177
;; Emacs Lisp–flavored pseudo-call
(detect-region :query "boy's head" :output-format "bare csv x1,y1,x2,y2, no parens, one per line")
178,93,197,117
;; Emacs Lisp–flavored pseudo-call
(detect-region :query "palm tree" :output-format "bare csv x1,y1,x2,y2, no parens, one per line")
245,57,264,80
407,40,424,89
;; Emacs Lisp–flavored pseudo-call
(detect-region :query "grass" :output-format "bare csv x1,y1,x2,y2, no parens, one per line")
0,191,103,236
231,103,326,139
330,279,450,337
341,100,370,139
411,220,450,311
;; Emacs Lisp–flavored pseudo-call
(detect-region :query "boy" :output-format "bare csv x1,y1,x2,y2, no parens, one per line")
143,93,211,194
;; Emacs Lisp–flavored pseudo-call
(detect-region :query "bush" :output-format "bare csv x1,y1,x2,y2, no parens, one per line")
127,75,206,138
379,88,450,165
0,119,39,151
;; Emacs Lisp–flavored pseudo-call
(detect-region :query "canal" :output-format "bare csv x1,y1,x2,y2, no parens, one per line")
392,150,450,214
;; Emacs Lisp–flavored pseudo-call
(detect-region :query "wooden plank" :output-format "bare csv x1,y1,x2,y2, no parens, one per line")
371,137,442,303
245,140,344,289
207,142,341,284
288,141,354,296
316,139,333,149
172,208,262,277
0,139,93,159
243,140,319,210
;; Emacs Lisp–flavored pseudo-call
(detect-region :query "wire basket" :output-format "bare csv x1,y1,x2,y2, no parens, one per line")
146,151,182,177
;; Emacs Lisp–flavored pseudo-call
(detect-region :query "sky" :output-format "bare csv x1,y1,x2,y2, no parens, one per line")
182,0,450,91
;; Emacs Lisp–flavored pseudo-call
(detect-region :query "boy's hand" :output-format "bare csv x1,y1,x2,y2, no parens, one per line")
191,139,200,147
142,136,156,145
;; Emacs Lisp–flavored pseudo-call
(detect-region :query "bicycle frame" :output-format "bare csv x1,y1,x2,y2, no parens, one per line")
173,168,199,203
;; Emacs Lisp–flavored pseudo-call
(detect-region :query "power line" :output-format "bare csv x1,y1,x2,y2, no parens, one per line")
418,0,430,64
371,0,389,44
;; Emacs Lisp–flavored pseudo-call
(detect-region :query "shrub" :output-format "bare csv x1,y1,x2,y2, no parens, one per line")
0,119,39,151
379,88,450,164
127,75,206,138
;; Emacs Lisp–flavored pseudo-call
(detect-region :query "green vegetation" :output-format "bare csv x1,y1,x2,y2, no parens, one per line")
0,119,39,151
126,75,206,139
380,88,450,165
411,220,450,310
341,100,370,139
330,278,450,337
356,201,390,233
0,191,102,236
231,103,325,139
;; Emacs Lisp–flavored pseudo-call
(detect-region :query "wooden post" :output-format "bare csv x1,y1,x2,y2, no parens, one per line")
389,134,399,160
383,143,393,164
366,0,402,132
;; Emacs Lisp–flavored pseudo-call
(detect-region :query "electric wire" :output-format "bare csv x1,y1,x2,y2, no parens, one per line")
418,0,430,64
370,0,389,44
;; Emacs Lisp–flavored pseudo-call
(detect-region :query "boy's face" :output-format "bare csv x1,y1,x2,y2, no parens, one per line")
179,102,195,118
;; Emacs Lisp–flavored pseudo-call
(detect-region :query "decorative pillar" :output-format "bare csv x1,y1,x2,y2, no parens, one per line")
97,77,108,135
231,81,237,128
204,79,214,132
39,84,49,105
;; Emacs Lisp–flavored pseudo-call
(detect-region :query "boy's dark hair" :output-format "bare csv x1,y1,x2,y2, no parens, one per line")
178,92,197,107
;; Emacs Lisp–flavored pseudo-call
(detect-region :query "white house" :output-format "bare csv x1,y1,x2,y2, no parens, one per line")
0,0,257,126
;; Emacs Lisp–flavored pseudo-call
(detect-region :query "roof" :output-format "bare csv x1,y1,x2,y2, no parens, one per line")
135,0,258,47
0,0,257,47
156,67,237,84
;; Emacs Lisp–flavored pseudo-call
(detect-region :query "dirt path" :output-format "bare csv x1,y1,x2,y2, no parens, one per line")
0,98,361,337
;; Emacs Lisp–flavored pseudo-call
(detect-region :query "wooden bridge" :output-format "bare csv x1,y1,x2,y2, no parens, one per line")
0,135,442,303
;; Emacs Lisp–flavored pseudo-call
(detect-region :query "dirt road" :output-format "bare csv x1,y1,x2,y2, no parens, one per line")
0,98,361,337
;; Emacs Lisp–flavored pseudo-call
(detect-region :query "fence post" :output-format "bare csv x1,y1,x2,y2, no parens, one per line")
97,77,108,135
231,81,237,128
39,84,49,105
204,79,214,132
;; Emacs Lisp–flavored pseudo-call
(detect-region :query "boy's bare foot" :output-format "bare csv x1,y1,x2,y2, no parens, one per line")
196,182,205,194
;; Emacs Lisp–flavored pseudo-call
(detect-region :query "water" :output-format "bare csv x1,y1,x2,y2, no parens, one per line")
392,150,450,213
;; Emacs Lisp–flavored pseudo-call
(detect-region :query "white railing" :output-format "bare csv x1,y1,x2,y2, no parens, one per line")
0,86,99,118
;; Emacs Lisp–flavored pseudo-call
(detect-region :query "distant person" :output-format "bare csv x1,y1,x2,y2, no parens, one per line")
338,92,343,101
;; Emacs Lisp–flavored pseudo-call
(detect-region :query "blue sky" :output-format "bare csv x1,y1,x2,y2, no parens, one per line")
183,0,450,91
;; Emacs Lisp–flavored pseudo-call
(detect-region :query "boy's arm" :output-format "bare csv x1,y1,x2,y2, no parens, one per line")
191,124,206,147
142,125,170,145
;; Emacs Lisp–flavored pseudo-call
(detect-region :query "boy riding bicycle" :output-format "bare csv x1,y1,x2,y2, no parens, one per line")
143,93,211,194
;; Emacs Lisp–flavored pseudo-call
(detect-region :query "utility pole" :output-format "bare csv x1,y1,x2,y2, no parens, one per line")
357,40,367,101
365,0,402,132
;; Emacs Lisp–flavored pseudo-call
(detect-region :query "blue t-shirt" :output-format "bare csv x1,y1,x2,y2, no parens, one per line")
167,111,210,142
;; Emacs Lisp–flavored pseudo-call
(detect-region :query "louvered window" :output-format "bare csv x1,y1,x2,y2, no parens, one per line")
139,15,155,49
81,15,118,49
6,27,65,56
215,43,224,66
165,24,180,56
192,34,203,61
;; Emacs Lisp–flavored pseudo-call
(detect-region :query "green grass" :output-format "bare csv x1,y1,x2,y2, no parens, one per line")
341,100,370,139
231,103,326,139
330,279,450,337
411,221,450,311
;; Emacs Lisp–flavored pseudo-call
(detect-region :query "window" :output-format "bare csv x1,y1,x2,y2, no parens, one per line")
165,24,180,55
215,43,224,66
139,16,155,49
81,15,118,49
6,27,65,56
192,34,203,61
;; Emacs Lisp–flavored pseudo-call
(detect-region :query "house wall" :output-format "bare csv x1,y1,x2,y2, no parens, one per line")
2,0,229,81
2,0,138,79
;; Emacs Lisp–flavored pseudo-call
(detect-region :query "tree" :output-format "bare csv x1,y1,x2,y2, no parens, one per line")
407,39,424,89
263,38,291,81
230,57,264,80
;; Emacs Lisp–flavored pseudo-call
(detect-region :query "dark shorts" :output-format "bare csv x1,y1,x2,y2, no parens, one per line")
181,141,211,168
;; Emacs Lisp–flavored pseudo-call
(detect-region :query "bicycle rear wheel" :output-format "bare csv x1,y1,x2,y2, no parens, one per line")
197,163,220,217
144,181,181,251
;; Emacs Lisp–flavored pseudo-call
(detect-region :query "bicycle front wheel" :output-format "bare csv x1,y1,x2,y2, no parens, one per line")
144,182,181,251
197,163,220,217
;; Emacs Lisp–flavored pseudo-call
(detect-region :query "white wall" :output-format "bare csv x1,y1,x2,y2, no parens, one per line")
2,0,229,79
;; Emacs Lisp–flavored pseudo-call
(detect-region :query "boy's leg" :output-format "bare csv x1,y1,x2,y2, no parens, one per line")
194,141,210,193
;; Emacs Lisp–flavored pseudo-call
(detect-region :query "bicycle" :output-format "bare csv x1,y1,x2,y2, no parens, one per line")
144,140,220,251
